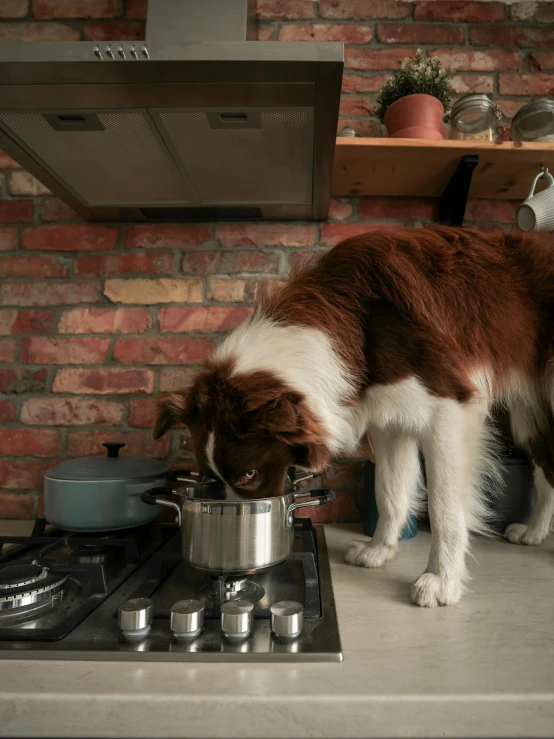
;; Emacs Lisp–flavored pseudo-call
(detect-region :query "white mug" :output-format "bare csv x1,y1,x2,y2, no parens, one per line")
516,170,554,232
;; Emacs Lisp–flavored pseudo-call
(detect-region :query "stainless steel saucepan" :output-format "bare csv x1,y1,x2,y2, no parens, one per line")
141,470,335,575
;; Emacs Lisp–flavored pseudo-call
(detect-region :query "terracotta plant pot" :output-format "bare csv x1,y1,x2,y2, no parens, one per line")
384,93,444,140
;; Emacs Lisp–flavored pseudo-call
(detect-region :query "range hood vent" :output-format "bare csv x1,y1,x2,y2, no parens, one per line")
0,0,343,222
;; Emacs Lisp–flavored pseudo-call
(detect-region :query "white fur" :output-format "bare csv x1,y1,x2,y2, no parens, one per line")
205,431,237,499
214,315,358,454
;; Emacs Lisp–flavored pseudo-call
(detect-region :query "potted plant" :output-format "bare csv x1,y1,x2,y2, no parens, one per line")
374,50,453,140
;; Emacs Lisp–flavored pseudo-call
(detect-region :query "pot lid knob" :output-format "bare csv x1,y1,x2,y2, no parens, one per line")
170,599,204,641
103,442,125,458
270,600,303,640
118,597,153,641
221,599,253,642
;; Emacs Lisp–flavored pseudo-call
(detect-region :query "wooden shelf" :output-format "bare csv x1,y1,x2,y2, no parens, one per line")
332,138,554,200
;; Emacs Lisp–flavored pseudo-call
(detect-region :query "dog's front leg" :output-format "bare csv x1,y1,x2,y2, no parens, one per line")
345,427,420,568
412,401,468,607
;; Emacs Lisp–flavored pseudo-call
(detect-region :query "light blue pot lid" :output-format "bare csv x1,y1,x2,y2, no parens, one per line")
46,455,170,481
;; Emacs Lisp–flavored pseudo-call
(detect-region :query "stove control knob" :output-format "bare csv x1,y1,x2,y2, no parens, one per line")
170,599,204,641
270,601,303,640
118,597,153,641
221,599,253,641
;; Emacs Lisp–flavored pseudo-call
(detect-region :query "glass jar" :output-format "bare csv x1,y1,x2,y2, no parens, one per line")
511,100,554,143
447,94,503,142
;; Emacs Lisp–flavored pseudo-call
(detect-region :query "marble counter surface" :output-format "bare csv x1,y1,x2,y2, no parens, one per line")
0,520,553,738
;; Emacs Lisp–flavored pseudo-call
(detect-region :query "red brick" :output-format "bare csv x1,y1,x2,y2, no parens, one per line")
0,22,78,40
377,23,465,45
414,1,505,22
0,309,54,335
342,73,388,94
320,0,408,18
67,430,169,459
359,197,437,220
339,95,375,116
34,0,122,17
470,26,554,49
0,429,61,457
0,338,15,362
345,47,417,70
126,0,146,18
181,250,279,276
217,223,316,248
497,100,525,120
429,49,520,72
256,0,314,19
0,460,55,490
83,20,145,40
21,225,117,252
21,397,124,425
279,23,372,43
58,307,152,334
0,1,28,18
75,252,173,277
529,52,554,70
499,74,554,96
321,222,396,247
1,281,100,306
465,200,519,223
159,367,198,392
158,306,253,333
257,24,275,41
1,254,69,279
0,228,18,251
114,337,214,365
20,337,110,365
511,2,554,22
8,171,50,196
0,400,16,424
299,491,360,523
0,200,33,223
0,493,34,519
124,224,210,249
289,251,320,271
53,368,155,395
329,198,354,221
104,278,202,305
0,368,48,393
338,118,384,137
128,398,157,428
0,150,19,168
451,74,494,95
39,198,81,222
207,277,284,303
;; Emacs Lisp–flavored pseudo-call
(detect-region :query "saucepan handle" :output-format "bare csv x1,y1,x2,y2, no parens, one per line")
141,487,182,527
286,488,335,527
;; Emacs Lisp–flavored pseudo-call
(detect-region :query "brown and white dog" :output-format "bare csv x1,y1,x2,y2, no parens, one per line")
154,225,554,607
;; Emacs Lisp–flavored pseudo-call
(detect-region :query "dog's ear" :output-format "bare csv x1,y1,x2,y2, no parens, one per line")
153,389,197,439
250,392,326,445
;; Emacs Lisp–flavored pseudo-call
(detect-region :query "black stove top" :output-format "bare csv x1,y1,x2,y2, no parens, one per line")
0,518,342,662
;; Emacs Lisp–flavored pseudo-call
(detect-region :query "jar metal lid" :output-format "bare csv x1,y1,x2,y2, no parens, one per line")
512,99,554,139
448,94,500,133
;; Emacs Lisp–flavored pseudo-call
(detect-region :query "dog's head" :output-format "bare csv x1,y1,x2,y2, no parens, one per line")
153,365,330,498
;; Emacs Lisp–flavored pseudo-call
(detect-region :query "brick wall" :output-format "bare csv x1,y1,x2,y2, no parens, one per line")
0,0,549,521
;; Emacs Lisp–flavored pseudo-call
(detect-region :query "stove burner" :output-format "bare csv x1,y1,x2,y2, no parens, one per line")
0,564,67,615
0,563,45,589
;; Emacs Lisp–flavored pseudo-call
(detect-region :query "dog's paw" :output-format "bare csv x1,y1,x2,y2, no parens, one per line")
411,573,462,608
344,540,397,568
505,523,545,546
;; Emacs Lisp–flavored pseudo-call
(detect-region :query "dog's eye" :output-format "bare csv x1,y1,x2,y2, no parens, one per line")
244,469,257,482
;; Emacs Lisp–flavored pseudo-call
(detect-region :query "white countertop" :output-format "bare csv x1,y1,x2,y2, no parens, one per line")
0,520,553,738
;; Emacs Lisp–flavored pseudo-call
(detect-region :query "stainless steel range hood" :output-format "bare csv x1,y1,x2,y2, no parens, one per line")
0,0,343,222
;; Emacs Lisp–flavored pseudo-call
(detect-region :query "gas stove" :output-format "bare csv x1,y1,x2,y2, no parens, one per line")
0,518,342,662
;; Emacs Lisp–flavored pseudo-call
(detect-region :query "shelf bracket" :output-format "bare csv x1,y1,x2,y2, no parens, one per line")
438,154,479,226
